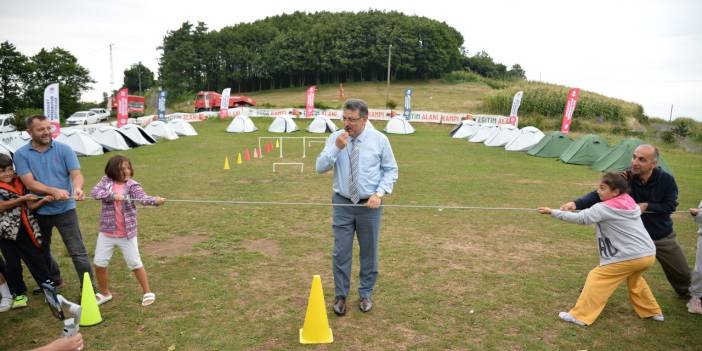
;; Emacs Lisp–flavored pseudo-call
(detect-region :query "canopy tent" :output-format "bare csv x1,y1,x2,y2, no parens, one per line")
527,131,573,157
591,138,673,174
559,134,610,165
168,119,198,136
88,126,134,151
468,123,498,143
450,120,480,139
226,115,258,133
119,124,156,145
505,126,545,151
307,115,338,133
268,115,298,133
145,121,179,141
484,124,520,147
384,117,415,134
365,119,375,130
55,129,104,156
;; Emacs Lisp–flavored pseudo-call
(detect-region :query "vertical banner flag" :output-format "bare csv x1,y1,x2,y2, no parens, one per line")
157,90,167,121
305,86,316,117
219,88,231,119
117,88,128,128
402,88,413,120
509,91,523,127
43,83,60,138
561,88,580,134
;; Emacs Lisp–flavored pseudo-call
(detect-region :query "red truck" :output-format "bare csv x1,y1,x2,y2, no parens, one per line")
111,95,145,117
194,91,256,112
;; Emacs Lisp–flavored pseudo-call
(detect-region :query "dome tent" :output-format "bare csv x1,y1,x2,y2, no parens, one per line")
505,126,545,151
559,134,610,165
484,124,520,147
527,131,573,158
450,120,480,139
226,115,258,133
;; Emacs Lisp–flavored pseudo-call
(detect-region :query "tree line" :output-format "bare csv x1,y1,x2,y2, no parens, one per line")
158,11,475,95
0,41,93,118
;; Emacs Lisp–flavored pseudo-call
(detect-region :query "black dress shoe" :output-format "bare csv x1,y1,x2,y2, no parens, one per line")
359,297,373,312
333,296,346,316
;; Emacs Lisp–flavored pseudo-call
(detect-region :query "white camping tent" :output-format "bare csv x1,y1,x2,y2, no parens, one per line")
268,115,298,133
307,115,338,133
365,119,375,130
145,121,179,140
450,120,480,139
384,116,415,134
168,119,198,136
226,115,258,133
119,124,156,145
88,126,131,151
484,124,520,147
55,129,104,156
0,132,30,153
468,123,498,143
0,142,12,156
505,126,545,151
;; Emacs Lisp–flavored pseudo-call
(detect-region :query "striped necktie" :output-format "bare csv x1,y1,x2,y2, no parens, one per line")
349,138,360,204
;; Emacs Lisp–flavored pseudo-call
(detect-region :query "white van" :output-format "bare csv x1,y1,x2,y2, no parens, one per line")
0,114,17,133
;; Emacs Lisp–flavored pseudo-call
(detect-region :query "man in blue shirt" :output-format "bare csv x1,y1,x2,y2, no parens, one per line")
13,115,94,291
316,99,398,315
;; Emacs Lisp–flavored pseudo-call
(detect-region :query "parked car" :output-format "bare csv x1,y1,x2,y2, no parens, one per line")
66,111,99,126
0,114,17,133
89,108,110,122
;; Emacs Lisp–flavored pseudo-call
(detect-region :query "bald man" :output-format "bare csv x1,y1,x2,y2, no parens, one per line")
561,145,691,297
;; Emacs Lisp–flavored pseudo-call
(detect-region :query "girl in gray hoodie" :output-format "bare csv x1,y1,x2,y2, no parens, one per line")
688,200,702,314
538,172,662,326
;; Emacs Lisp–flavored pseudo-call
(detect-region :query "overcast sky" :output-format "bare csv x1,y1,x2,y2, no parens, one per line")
1,0,700,120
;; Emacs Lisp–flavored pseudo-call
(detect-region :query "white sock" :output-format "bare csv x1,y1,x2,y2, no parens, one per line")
0,282,10,299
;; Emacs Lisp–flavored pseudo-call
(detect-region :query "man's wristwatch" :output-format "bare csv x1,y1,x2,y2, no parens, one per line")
373,192,384,199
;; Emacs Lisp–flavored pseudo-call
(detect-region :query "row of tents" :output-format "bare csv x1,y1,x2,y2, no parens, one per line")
226,114,417,134
0,119,198,157
450,120,671,173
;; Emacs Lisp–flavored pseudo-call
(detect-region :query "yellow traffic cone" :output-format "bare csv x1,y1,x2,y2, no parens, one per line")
299,275,333,344
223,156,230,170
275,139,279,148
79,272,103,326
236,152,242,165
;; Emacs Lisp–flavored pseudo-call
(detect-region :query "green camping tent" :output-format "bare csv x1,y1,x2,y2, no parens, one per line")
527,131,573,158
591,138,673,174
559,134,610,165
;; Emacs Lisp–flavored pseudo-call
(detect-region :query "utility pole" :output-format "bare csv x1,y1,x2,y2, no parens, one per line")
669,104,673,123
137,61,142,94
109,43,115,93
385,44,392,108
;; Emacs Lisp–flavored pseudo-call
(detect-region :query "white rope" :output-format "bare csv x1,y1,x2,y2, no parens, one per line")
82,197,693,213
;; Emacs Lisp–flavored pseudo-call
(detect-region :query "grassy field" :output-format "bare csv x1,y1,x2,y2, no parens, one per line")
2,119,701,350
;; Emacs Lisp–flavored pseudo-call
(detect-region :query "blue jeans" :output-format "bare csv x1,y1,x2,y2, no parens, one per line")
38,209,95,288
332,193,382,299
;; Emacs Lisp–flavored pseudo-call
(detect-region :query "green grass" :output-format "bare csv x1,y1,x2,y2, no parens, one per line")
2,119,701,350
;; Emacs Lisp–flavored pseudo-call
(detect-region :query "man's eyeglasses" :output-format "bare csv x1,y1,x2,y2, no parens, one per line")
342,116,364,122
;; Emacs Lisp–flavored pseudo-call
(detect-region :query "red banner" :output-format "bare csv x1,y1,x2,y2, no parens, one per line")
117,88,129,127
561,88,580,134
305,86,316,117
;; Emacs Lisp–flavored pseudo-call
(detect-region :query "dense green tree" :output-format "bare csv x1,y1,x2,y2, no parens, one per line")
158,11,471,95
123,62,155,94
0,41,31,113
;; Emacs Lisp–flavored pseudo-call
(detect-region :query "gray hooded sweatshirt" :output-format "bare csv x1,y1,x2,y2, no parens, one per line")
551,193,656,266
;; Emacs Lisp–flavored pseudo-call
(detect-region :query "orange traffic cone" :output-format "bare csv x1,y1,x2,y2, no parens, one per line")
299,275,333,344
253,148,259,159
244,148,251,161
